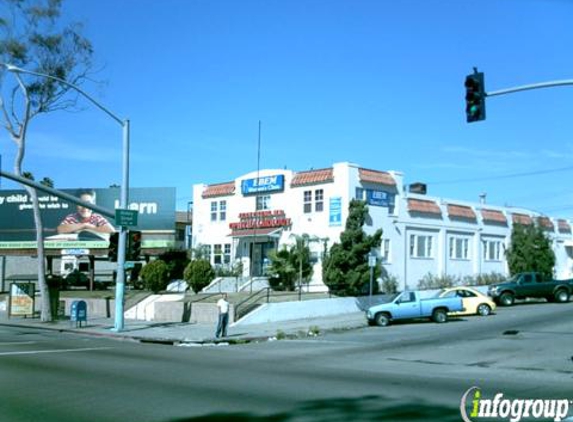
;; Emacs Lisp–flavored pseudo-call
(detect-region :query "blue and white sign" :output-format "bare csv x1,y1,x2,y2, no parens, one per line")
329,197,342,226
241,175,285,195
367,190,395,207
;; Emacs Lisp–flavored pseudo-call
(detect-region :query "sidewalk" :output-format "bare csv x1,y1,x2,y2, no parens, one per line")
0,310,368,345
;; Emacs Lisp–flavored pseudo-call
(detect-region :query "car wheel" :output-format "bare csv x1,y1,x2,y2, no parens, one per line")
432,308,448,323
375,313,390,327
500,292,514,306
476,303,491,316
554,289,570,303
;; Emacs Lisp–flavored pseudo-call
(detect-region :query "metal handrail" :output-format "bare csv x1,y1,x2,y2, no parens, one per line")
233,287,271,321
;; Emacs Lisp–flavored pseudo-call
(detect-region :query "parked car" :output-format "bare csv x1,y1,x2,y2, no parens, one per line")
365,290,464,327
488,272,573,306
436,286,496,316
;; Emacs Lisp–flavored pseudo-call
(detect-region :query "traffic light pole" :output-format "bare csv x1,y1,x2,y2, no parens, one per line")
486,79,573,97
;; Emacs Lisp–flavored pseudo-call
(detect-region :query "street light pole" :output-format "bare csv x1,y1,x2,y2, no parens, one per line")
3,64,130,331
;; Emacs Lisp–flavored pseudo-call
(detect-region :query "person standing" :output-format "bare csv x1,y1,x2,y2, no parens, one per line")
215,293,230,338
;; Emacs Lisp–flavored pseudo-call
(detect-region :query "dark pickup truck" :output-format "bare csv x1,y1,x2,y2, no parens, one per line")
488,272,573,306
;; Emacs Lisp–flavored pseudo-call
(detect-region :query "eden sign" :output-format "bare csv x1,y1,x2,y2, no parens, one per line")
241,175,285,195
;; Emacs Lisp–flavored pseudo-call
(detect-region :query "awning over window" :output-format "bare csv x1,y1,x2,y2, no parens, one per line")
481,209,507,225
407,198,441,216
229,228,282,238
512,213,533,225
537,216,554,231
558,219,571,234
447,204,476,221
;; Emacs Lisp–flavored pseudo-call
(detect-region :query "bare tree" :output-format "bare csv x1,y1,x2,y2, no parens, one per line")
0,0,94,321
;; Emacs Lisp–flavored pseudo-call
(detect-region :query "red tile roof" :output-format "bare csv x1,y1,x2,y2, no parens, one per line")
202,182,235,198
481,209,507,224
358,168,396,186
512,213,533,225
447,204,477,220
558,219,571,233
537,217,554,231
291,168,334,187
407,199,442,215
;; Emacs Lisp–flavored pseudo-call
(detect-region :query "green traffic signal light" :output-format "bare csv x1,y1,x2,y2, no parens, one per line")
465,70,486,123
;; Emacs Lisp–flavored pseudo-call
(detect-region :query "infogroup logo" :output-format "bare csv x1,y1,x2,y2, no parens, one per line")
460,386,572,422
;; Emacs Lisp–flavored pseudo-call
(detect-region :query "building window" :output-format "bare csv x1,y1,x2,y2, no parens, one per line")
303,190,312,213
213,244,223,265
483,240,502,261
256,195,270,211
449,237,469,260
219,200,227,221
315,189,324,212
410,234,433,258
304,189,324,213
224,244,231,264
355,187,365,200
204,245,212,263
210,201,217,222
210,201,227,222
381,239,391,263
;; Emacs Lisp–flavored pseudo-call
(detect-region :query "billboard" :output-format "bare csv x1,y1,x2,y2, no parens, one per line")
0,187,176,249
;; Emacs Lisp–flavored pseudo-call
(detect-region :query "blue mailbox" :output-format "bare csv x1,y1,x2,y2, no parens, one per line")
70,300,87,327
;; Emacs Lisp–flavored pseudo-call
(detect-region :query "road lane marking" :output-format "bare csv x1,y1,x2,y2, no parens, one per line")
0,347,112,356
0,341,38,346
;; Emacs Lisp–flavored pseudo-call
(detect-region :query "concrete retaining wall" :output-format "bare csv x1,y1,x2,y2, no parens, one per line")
233,297,362,326
154,301,235,324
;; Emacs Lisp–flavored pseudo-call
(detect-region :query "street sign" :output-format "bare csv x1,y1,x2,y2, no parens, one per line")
115,209,138,227
368,251,377,268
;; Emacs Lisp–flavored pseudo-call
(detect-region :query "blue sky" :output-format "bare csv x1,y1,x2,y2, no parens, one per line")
2,0,573,217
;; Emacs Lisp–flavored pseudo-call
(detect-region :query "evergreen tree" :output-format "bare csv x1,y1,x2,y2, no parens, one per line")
322,200,382,296
267,239,312,291
184,259,216,293
506,223,555,278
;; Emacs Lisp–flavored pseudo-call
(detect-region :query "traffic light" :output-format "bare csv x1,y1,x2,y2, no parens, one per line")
465,70,486,122
127,230,142,261
108,232,119,262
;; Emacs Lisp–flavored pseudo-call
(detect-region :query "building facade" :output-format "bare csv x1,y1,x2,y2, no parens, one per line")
192,162,573,291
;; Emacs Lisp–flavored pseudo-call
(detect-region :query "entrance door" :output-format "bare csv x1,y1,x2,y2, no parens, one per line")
251,243,263,277
250,241,276,277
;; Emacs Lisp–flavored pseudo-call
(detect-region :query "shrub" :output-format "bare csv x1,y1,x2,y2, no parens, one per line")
417,273,459,290
473,272,507,286
380,274,399,294
140,260,170,293
158,249,190,280
184,259,216,293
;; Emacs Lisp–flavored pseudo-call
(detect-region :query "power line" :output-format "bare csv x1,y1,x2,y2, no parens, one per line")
427,165,573,185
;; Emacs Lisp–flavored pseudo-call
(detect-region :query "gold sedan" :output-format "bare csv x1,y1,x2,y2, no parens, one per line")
437,286,496,316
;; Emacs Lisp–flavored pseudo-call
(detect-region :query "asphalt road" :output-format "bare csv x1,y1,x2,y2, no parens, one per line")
1,301,572,422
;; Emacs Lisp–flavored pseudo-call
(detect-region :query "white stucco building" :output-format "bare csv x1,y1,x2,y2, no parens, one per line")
192,162,573,291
